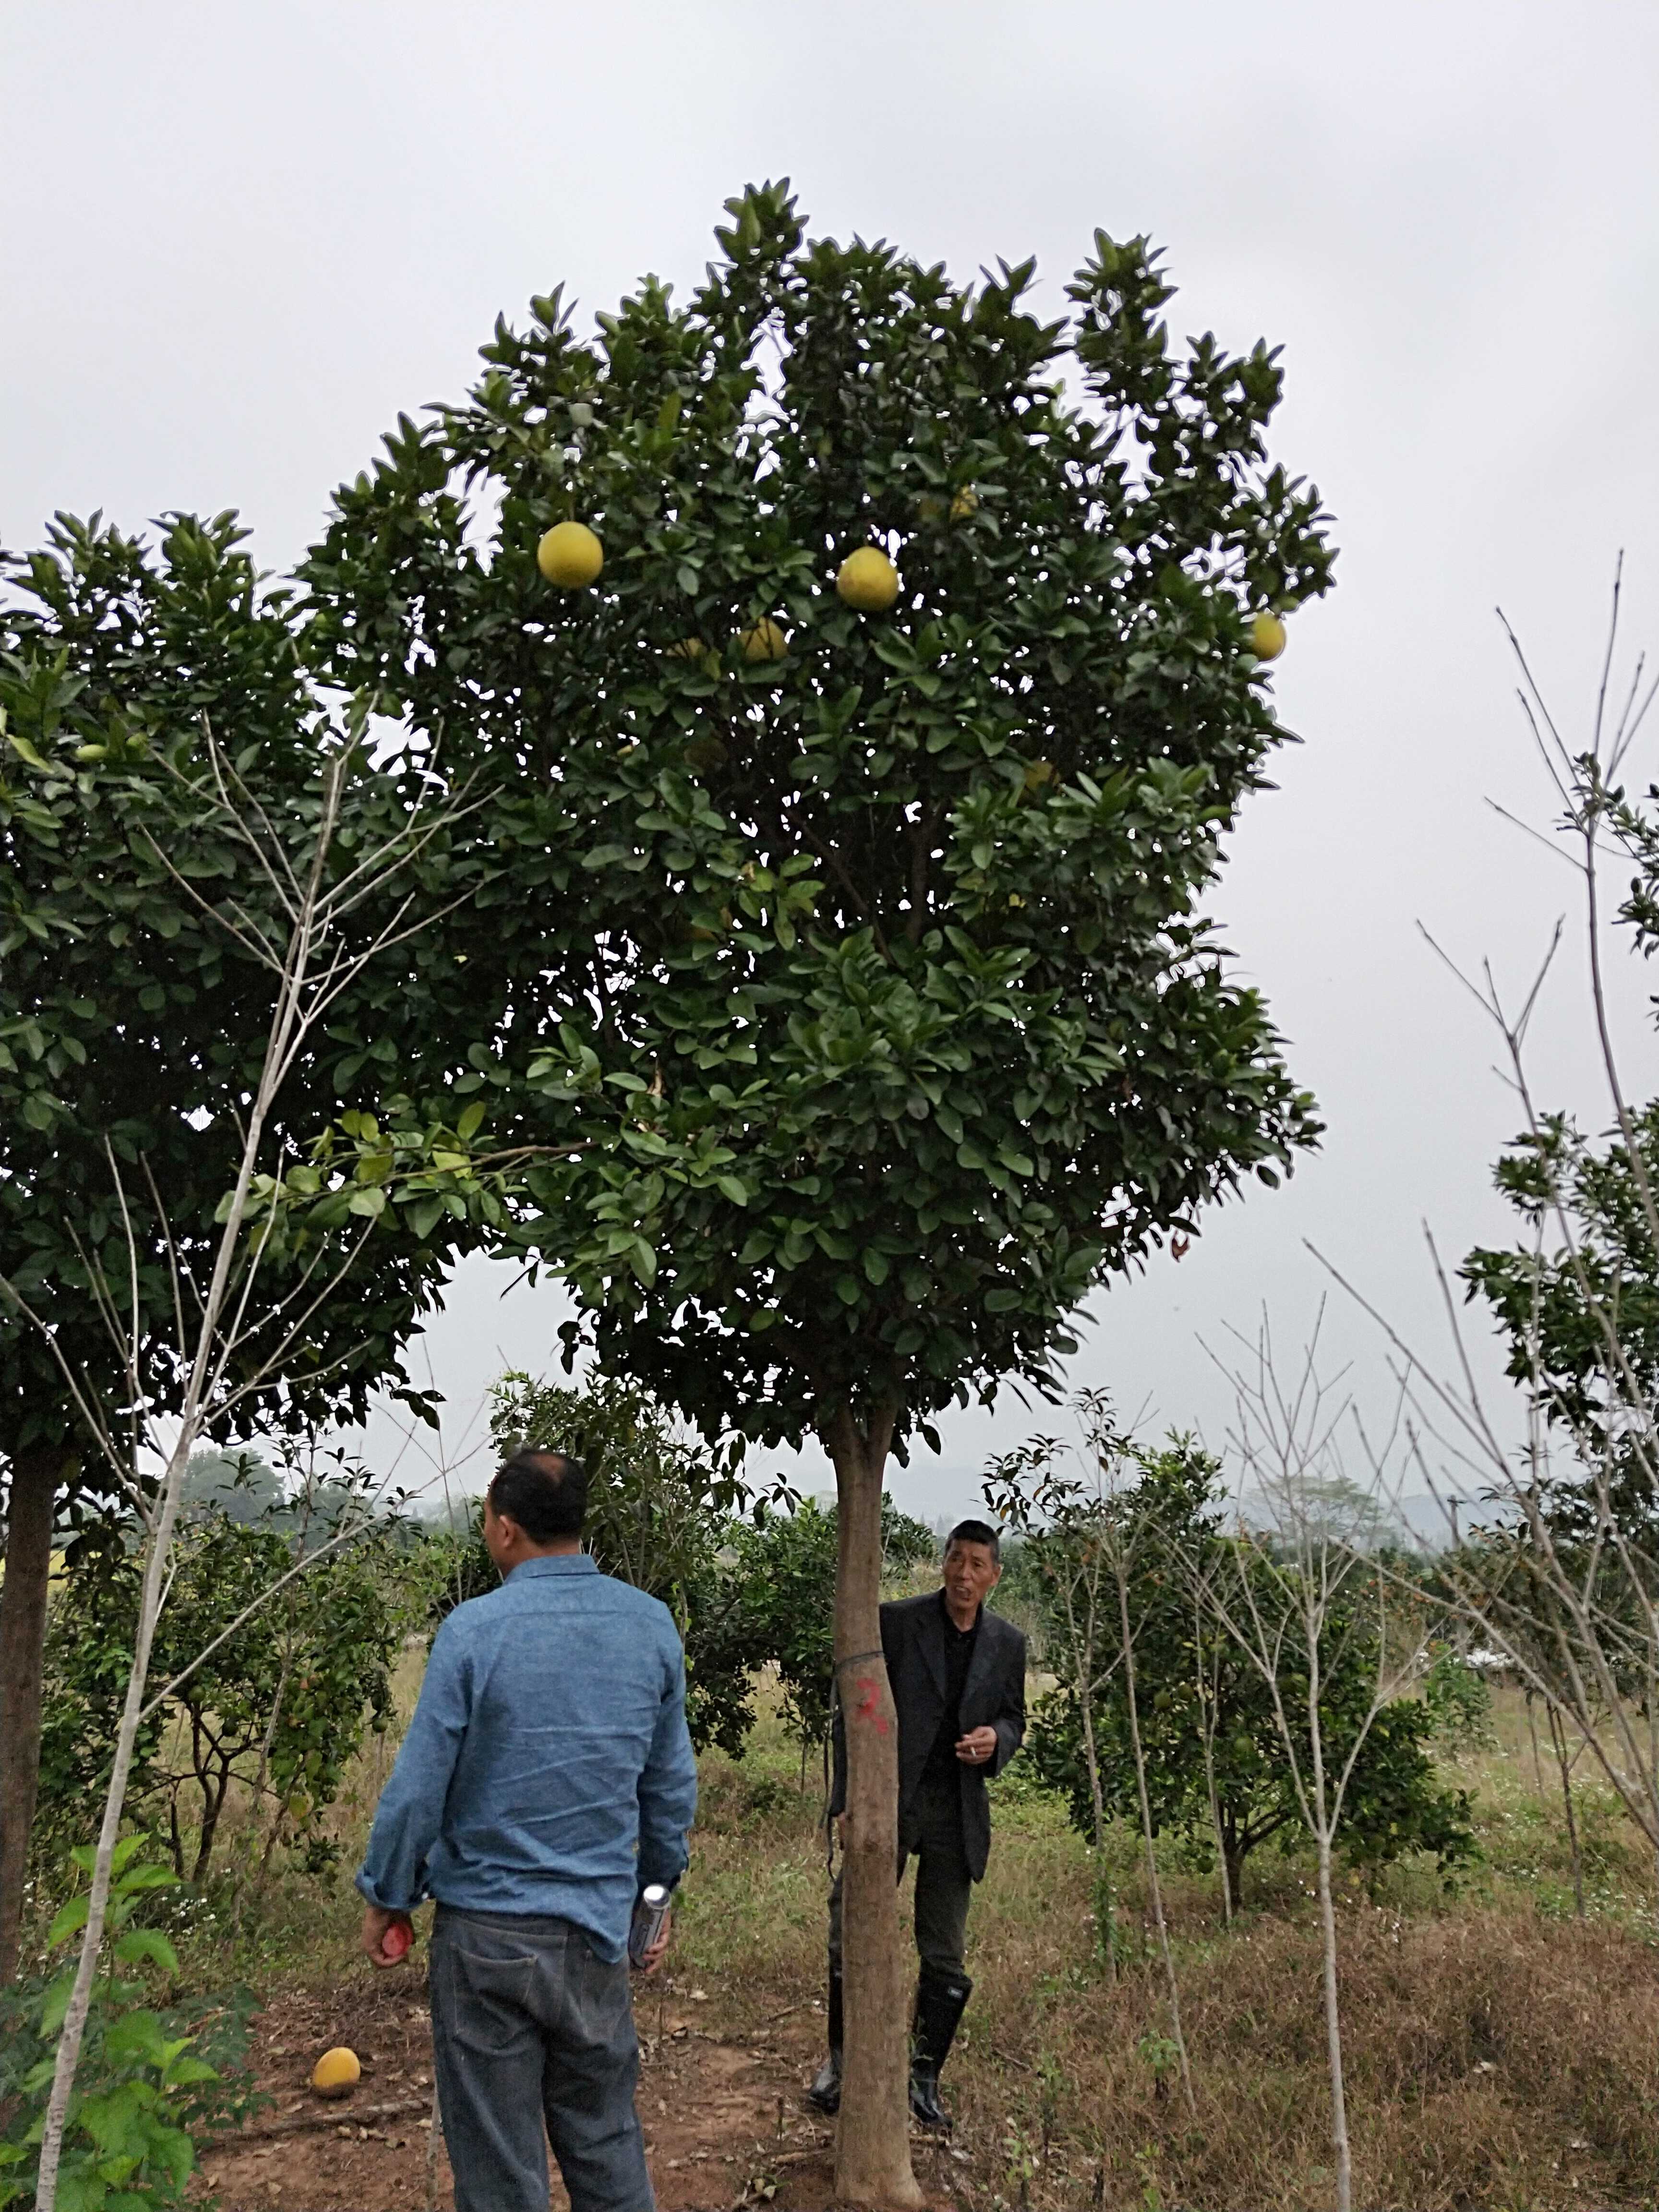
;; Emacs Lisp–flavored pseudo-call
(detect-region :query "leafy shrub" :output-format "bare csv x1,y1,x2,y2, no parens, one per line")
1421,1642,1497,1751
37,1516,401,1880
0,1839,260,2211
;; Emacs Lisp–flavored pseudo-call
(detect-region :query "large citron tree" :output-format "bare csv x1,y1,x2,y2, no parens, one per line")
301,182,1334,2207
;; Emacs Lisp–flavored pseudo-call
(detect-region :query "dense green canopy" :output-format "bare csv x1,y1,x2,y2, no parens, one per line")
301,182,1334,1454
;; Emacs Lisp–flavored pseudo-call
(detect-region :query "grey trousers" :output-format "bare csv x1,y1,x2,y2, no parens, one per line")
829,1772,974,1977
430,1905,652,2212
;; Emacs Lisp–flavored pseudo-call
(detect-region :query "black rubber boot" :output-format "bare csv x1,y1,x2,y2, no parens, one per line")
806,1960,843,2115
909,1966,972,2129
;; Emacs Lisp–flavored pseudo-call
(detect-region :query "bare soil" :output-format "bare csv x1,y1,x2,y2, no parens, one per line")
194,1971,965,2212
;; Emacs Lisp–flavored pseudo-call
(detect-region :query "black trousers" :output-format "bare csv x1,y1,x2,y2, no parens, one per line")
828,1770,974,1977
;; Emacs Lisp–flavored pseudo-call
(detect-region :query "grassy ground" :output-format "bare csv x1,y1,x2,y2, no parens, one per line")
34,1666,1659,2211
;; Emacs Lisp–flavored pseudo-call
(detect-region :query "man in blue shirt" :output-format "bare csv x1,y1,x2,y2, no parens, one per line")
357,1447,697,2212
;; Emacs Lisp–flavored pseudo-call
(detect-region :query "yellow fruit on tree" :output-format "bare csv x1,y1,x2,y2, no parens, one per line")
668,638,721,676
1250,611,1287,661
536,521,604,589
311,2047,361,2099
836,547,900,613
950,486,979,521
739,617,788,663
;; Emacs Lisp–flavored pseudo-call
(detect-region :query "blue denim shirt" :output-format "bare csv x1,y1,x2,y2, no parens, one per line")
356,1554,697,1960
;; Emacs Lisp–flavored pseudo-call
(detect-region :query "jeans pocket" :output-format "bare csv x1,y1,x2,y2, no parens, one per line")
570,1934,632,2047
448,1944,537,2058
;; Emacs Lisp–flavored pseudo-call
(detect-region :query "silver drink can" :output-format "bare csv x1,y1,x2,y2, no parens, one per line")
628,1882,672,1969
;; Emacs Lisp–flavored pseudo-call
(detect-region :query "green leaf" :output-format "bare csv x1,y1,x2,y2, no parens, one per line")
47,1893,89,1946
112,1928,180,1975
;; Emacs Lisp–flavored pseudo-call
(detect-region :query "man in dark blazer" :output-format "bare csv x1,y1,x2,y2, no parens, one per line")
810,1518,1026,2129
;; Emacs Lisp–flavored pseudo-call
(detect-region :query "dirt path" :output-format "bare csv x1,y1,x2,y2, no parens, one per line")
195,1976,966,2211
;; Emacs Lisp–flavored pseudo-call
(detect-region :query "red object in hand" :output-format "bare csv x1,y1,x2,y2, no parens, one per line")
383,1917,413,1962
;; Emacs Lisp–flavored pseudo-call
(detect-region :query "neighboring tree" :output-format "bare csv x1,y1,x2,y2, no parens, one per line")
1200,1324,1458,2212
36,1511,400,1881
1010,1433,1473,1909
12,718,517,2212
992,1405,1471,1933
0,512,533,1981
301,181,1334,2203
1331,586,1659,1930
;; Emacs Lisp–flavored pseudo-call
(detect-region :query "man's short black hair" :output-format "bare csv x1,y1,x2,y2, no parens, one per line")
944,1518,1001,1563
488,1449,588,1542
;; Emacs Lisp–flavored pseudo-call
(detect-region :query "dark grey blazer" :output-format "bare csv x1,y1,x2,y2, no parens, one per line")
830,1590,1027,1882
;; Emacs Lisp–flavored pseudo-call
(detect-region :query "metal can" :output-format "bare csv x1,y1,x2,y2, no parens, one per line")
628,1882,672,1970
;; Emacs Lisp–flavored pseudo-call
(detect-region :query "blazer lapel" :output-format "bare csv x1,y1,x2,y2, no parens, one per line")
959,1611,998,1723
914,1595,949,1702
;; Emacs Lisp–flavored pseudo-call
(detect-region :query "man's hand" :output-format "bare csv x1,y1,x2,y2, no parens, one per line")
361,1904,414,1968
955,1725,999,1768
638,1907,673,1977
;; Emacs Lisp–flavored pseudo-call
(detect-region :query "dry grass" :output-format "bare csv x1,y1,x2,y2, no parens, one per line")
52,1660,1659,2211
673,1691,1659,2210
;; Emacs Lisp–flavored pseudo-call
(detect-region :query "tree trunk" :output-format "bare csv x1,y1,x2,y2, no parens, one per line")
1115,1551,1195,2117
1222,1827,1246,1918
1315,1830,1352,2212
1545,1702,1586,1917
0,1448,61,1985
824,1402,922,2212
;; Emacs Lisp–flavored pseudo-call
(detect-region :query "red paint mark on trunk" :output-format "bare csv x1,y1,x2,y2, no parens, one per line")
854,1677,890,1734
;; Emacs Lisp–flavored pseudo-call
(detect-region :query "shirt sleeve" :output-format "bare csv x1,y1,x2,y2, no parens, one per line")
356,1615,472,1912
636,1626,698,1894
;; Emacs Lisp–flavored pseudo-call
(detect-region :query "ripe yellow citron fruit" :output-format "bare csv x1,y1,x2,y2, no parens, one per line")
1250,611,1287,661
949,486,979,521
739,617,789,663
836,547,900,613
668,638,721,676
311,2047,361,2099
536,521,604,589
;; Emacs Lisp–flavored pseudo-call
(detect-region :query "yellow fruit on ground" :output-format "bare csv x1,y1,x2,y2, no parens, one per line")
536,521,604,589
1250,611,1287,661
739,617,789,663
949,486,979,521
836,547,900,613
311,2047,361,2099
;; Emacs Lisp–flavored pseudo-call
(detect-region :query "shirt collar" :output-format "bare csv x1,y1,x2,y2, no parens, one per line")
506,1553,599,1582
938,1588,981,1633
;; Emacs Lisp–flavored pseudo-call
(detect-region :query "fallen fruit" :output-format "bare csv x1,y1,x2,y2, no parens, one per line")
537,521,604,589
836,546,900,612
739,617,788,663
1250,611,1287,661
311,2047,361,2098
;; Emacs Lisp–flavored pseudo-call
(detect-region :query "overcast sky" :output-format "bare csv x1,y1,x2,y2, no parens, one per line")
6,2,1658,1521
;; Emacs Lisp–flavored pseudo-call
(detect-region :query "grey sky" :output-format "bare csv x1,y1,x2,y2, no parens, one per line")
7,3,1659,1520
